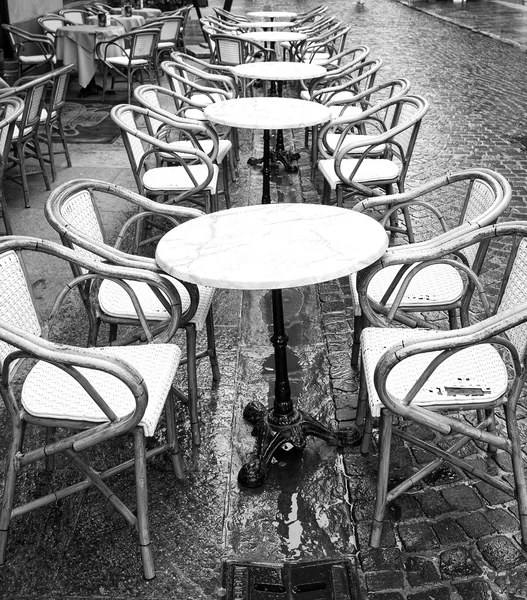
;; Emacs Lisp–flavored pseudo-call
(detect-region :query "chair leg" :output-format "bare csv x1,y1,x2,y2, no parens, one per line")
57,119,72,168
185,324,201,446
205,307,220,382
0,420,24,566
133,430,155,580
322,180,331,205
351,312,363,367
336,186,343,208
32,135,51,192
43,123,57,181
356,364,368,428
164,389,185,479
370,410,393,548
222,161,231,209
0,186,13,235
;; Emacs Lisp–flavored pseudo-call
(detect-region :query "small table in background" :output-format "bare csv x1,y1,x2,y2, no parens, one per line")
56,24,125,92
247,10,298,20
204,97,330,201
87,14,145,32
155,203,389,487
235,21,295,29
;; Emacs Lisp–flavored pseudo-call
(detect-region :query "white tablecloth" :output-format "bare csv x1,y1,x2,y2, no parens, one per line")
56,25,125,88
87,15,145,32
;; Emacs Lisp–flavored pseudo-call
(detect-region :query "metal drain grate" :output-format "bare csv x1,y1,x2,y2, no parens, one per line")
220,558,362,600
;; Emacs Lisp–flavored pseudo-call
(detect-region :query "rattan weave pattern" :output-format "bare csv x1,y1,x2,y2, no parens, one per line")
498,238,527,358
99,276,213,330
62,190,105,264
361,327,508,417
21,343,181,436
0,251,42,363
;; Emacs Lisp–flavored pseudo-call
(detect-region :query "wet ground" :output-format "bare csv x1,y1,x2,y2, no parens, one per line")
2,0,527,598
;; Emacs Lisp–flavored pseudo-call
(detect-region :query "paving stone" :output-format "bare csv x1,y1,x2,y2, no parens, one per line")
369,593,404,600
478,536,527,571
432,518,468,545
495,564,527,597
404,556,441,587
454,579,500,600
407,588,451,600
365,570,405,593
457,512,495,539
475,481,516,506
485,508,521,534
439,547,483,579
441,485,483,511
360,548,403,572
391,495,423,521
418,490,452,518
398,522,440,552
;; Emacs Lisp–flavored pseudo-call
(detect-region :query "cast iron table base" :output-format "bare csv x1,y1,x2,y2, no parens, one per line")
238,289,361,488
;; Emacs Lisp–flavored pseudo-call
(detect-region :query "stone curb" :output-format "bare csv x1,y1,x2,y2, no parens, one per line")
396,0,527,53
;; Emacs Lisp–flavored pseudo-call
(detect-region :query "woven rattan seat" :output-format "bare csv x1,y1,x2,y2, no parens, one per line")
350,169,511,367
318,95,429,207
0,236,184,580
46,179,220,446
356,221,527,552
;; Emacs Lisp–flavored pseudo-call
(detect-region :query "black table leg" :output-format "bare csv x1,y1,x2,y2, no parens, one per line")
247,80,300,174
238,289,360,488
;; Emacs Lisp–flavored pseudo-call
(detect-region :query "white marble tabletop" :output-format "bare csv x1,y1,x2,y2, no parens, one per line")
156,204,389,290
203,97,331,130
233,61,326,81
239,31,306,43
247,11,298,19
235,21,295,29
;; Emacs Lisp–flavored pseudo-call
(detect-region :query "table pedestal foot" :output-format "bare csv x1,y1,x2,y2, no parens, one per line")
247,149,300,173
238,400,359,488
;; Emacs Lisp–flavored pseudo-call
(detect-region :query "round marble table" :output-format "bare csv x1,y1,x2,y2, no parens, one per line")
239,31,306,44
247,10,298,19
156,203,389,486
232,61,326,82
204,98,331,202
235,21,295,29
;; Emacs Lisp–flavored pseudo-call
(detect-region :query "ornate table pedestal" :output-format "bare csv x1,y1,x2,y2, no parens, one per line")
204,97,330,202
155,204,389,486
232,62,326,172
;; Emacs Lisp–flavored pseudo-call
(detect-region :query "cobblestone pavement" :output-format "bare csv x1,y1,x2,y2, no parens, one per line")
2,1,527,599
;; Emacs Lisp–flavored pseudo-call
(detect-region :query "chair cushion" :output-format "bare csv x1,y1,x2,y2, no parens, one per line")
318,157,400,189
189,92,233,106
21,343,181,436
329,105,363,120
350,263,465,312
19,54,55,64
142,163,219,194
98,275,214,330
361,327,508,418
161,139,232,164
107,56,149,67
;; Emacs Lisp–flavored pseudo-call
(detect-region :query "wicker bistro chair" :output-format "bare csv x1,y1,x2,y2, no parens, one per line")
356,221,527,550
0,97,24,235
38,64,75,182
0,71,56,209
95,28,160,103
111,103,220,213
134,83,235,202
290,22,350,65
208,33,276,67
46,179,219,446
317,95,430,208
1,25,56,80
212,7,249,23
0,235,184,579
38,14,75,42
58,8,92,24
142,16,184,72
349,168,512,369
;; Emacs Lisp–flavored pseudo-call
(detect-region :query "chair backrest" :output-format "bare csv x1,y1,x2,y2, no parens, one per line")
0,97,24,168
213,7,249,22
211,34,256,65
14,75,51,135
160,61,189,97
129,28,160,61
59,9,90,25
45,64,74,122
38,14,73,40
155,16,183,44
0,249,42,365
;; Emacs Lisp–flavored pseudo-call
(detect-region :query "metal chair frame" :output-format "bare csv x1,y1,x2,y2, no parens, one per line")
1,24,56,80
0,97,24,234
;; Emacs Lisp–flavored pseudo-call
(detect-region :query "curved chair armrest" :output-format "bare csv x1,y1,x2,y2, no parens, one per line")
0,235,183,344
373,303,527,439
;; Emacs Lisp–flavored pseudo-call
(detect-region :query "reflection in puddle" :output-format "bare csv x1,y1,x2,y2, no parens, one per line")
274,492,304,559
